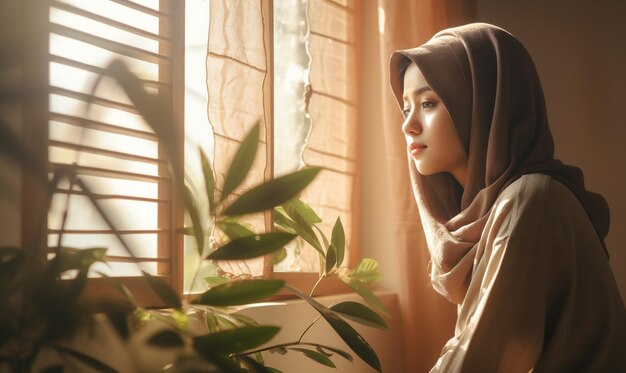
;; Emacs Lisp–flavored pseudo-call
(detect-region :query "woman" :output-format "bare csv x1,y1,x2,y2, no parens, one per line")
389,23,626,372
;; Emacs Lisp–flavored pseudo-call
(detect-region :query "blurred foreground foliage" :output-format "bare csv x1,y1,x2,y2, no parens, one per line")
0,60,387,372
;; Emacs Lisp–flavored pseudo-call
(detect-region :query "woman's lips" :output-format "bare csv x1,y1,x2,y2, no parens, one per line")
409,143,427,156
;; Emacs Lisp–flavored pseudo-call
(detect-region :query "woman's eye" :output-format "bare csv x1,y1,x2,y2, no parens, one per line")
421,101,435,109
402,108,411,117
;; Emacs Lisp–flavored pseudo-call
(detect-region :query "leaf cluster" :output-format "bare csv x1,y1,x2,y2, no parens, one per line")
0,59,388,372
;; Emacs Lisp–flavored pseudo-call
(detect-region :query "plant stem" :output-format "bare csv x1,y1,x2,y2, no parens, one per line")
297,315,322,343
187,223,216,294
309,275,325,297
56,172,76,251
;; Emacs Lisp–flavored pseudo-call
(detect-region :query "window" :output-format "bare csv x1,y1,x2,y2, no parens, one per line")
35,0,358,304
199,0,358,294
43,0,183,301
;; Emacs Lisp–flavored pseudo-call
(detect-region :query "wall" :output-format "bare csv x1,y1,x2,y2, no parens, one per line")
243,292,404,373
0,0,22,248
475,0,626,301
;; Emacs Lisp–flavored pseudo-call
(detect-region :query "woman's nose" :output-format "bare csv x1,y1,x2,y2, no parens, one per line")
402,113,422,136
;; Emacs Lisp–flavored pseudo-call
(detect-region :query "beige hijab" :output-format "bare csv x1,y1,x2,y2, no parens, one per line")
389,23,610,305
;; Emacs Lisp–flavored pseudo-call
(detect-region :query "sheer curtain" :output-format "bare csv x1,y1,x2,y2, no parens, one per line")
206,0,357,275
206,0,270,276
375,0,472,371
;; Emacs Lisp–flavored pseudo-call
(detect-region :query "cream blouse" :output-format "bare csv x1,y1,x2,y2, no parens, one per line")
431,174,626,372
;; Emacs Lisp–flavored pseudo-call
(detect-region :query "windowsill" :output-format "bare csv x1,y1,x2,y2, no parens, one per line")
43,291,402,372
81,273,363,308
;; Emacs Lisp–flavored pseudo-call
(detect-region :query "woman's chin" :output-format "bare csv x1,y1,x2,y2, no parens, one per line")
414,162,435,176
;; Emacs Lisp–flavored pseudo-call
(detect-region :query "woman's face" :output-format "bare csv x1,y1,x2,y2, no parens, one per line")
402,62,468,187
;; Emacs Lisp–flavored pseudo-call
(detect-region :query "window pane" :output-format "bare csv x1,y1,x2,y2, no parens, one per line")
273,0,320,273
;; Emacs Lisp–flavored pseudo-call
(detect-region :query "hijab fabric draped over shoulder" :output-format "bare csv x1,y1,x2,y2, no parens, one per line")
388,23,610,304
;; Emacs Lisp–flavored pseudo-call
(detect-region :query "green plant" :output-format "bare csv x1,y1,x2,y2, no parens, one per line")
0,59,388,372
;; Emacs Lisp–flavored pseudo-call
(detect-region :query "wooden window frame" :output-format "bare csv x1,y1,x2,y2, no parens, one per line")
21,0,360,307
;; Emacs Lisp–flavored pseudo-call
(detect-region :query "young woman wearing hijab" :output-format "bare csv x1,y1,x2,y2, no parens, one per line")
389,23,626,372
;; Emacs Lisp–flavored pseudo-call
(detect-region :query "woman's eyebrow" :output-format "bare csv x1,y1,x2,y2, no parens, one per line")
402,86,433,101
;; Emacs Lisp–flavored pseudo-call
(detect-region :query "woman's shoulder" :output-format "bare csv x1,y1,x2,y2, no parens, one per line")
492,173,591,234
497,173,578,209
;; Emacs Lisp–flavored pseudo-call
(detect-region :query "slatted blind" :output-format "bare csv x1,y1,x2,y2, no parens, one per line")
46,0,180,280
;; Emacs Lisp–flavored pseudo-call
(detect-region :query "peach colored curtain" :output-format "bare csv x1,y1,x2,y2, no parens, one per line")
206,0,270,276
375,0,472,371
206,0,357,274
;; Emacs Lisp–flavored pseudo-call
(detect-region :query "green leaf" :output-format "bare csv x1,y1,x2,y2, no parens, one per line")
193,326,280,355
273,207,297,234
223,167,321,216
265,368,283,373
216,315,237,330
316,345,353,362
54,247,107,273
269,247,287,266
330,301,388,330
147,329,185,348
289,198,322,224
176,227,195,236
193,352,241,373
254,351,264,364
207,232,296,260
182,185,204,257
221,122,260,201
315,346,333,357
216,220,255,240
325,244,337,274
230,313,259,327
237,354,274,373
331,218,345,267
349,258,382,283
199,148,217,214
313,225,330,252
343,280,389,317
289,348,336,368
205,312,219,333
203,276,229,287
97,272,136,306
105,60,179,176
285,285,381,372
283,202,324,256
142,271,182,309
54,345,118,373
192,279,284,306
67,267,89,302
269,346,288,355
